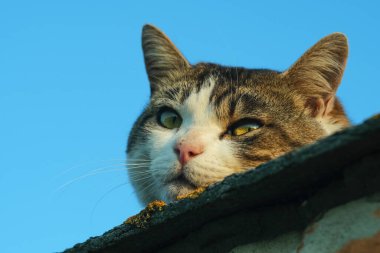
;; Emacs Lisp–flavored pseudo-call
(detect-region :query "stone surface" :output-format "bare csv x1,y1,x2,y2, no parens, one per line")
62,117,380,253
300,194,380,253
230,232,302,253
230,194,380,253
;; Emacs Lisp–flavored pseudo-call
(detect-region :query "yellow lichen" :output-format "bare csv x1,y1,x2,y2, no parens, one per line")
176,187,206,200
125,200,166,228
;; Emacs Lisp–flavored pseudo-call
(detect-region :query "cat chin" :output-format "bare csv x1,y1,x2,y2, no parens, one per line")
164,177,197,201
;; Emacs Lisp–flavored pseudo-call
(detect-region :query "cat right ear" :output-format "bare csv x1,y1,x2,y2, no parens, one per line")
142,24,190,94
281,33,348,118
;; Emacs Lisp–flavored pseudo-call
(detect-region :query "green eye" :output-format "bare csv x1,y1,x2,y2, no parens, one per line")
228,120,262,136
158,109,182,129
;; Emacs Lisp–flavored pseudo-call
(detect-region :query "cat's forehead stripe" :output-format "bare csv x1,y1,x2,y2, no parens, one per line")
181,77,217,124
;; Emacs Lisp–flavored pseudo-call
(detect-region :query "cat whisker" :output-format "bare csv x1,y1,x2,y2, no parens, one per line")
75,163,147,175
128,173,157,182
90,181,129,224
134,180,157,196
126,161,151,164
54,168,133,194
125,163,151,166
128,172,153,178
126,158,151,161
53,158,137,180
54,163,131,184
127,169,151,174
128,174,156,182
126,162,151,165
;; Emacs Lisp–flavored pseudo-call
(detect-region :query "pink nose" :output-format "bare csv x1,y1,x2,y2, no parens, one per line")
175,142,204,165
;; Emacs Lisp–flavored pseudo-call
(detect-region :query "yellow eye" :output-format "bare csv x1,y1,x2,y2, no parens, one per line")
158,109,182,129
229,120,262,136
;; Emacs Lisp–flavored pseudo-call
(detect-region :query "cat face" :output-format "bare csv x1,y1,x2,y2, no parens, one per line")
127,25,350,205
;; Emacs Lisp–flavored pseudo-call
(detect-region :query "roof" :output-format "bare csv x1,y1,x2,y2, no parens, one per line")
63,115,380,253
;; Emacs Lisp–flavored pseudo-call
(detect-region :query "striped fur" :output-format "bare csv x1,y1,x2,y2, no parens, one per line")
127,25,350,205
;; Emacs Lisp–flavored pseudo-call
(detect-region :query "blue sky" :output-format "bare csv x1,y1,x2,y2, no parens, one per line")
1,1,379,252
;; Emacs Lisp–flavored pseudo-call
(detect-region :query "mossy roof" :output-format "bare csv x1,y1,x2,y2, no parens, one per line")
63,116,380,253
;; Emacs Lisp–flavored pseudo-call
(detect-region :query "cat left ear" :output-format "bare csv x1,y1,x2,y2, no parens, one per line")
281,33,348,118
142,24,190,94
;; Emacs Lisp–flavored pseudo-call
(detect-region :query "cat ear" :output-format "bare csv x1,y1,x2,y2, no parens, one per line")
282,33,348,118
142,24,190,93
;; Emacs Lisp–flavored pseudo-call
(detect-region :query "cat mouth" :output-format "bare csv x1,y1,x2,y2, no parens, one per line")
165,174,197,201
168,174,197,188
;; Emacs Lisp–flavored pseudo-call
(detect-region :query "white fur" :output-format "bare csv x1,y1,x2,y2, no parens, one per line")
136,77,241,203
319,118,344,135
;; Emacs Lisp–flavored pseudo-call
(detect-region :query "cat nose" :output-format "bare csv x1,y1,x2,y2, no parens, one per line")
174,142,204,165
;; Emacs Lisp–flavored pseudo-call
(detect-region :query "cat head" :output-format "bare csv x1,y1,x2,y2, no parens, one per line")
127,25,350,205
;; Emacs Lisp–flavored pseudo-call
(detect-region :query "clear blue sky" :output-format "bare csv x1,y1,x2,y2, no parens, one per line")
1,1,379,252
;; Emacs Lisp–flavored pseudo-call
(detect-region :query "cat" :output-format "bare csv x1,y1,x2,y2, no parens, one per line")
127,24,350,205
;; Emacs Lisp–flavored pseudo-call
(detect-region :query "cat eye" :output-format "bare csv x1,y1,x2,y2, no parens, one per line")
157,109,182,129
228,119,262,136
